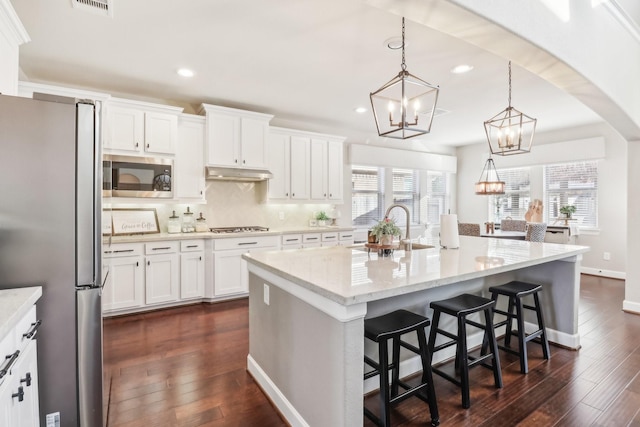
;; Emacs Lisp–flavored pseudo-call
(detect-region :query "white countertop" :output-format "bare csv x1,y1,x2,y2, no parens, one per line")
0,287,42,340
243,236,590,306
106,225,354,243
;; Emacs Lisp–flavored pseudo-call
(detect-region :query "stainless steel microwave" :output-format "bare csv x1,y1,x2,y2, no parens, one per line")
103,154,173,198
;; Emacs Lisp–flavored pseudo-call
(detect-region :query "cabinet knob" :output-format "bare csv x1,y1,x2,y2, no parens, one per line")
292,193,295,197
199,256,202,261
285,193,289,197
20,372,32,387
329,194,332,197
243,160,246,164
146,143,150,149
12,386,24,402
135,142,139,148
136,261,139,267
324,193,327,197
235,159,238,164
147,260,150,266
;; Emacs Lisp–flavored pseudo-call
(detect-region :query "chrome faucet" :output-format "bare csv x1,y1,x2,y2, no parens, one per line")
384,204,412,251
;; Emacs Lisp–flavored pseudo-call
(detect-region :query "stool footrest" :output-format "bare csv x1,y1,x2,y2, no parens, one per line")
432,338,458,353
465,319,487,330
467,353,495,369
399,339,420,355
432,367,462,387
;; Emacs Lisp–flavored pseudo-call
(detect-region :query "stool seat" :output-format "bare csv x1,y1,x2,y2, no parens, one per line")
428,293,502,409
364,309,439,427
486,280,550,374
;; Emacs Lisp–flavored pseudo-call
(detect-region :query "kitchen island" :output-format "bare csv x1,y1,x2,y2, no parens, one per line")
243,237,589,427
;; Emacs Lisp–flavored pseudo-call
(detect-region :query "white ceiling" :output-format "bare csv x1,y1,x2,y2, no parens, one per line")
10,0,604,148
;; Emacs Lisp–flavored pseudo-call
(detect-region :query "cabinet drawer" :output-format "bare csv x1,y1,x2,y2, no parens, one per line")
282,234,302,245
180,240,204,252
302,233,321,244
339,231,354,241
145,241,179,255
321,232,338,242
213,235,280,251
15,305,38,351
103,243,144,258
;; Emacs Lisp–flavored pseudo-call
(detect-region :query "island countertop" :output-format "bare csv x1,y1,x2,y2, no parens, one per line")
243,236,590,306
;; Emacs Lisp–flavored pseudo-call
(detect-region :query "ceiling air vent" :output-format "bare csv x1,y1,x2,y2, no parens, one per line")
71,0,113,17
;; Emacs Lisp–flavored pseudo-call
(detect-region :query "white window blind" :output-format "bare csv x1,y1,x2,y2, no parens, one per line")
544,161,598,228
489,167,531,223
424,171,448,225
391,169,419,225
351,166,384,226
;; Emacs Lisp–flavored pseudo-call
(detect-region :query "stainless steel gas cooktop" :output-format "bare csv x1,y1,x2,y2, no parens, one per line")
209,226,269,234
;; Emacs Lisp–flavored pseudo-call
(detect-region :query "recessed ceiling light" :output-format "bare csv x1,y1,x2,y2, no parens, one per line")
451,64,474,74
354,107,367,114
177,68,194,78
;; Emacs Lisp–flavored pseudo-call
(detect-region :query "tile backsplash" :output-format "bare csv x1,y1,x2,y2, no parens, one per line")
106,180,345,233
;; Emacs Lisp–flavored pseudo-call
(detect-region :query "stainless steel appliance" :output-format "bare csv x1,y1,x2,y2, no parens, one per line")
103,154,173,198
0,94,103,426
209,226,269,233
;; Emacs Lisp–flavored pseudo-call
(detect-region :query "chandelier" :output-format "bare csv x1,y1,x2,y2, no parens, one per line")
475,156,505,195
484,61,537,155
370,17,440,139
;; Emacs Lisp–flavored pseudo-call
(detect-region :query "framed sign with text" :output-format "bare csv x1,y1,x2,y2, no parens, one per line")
108,208,160,235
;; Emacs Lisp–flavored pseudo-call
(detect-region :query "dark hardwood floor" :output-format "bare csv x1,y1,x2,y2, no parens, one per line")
103,275,640,426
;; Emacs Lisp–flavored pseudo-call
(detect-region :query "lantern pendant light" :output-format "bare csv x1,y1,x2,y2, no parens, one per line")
370,17,440,139
475,155,505,195
484,61,537,155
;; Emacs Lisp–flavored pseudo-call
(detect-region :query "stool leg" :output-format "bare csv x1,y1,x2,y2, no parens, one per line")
378,338,391,427
458,315,470,409
428,310,440,358
504,296,516,348
533,292,551,360
391,337,401,398
515,295,528,374
417,328,440,426
484,308,503,388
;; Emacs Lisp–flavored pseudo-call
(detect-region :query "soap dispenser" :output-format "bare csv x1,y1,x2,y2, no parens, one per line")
167,211,181,234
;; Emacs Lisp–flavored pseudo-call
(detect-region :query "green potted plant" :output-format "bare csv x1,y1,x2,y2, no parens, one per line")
369,217,402,245
559,205,576,219
316,211,329,226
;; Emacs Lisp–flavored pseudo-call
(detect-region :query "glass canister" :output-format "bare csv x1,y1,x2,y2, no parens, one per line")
182,207,195,233
167,211,181,234
195,212,209,232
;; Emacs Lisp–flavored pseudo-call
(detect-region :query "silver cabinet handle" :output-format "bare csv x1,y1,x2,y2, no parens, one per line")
324,236,336,240
186,245,198,248
0,350,20,380
307,237,319,241
152,247,172,251
238,242,258,246
23,320,42,340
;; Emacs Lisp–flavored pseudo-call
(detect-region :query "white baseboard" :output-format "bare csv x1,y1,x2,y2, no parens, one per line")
247,355,309,427
623,300,640,314
581,267,626,280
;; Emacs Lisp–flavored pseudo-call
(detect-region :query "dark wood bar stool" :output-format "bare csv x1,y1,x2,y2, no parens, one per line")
427,294,502,409
364,309,439,427
485,280,551,374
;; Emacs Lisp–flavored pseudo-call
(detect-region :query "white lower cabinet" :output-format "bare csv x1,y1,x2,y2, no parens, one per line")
180,240,205,300
213,236,279,297
0,302,40,427
281,234,303,250
338,231,355,246
145,242,180,305
102,244,145,312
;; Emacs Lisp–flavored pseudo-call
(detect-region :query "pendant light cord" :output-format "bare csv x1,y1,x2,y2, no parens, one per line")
401,17,406,71
508,61,512,108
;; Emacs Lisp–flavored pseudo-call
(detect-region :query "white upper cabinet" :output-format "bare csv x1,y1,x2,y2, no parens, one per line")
175,114,206,201
104,98,182,155
269,126,343,203
199,104,273,169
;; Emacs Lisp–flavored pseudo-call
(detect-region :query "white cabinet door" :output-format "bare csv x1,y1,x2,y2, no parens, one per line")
9,340,39,427
206,113,239,167
145,253,180,305
176,116,206,200
180,252,205,300
310,139,328,200
290,136,310,200
145,111,178,155
0,382,11,427
327,140,343,201
105,105,144,152
102,256,144,312
213,249,246,296
267,132,291,200
240,117,268,169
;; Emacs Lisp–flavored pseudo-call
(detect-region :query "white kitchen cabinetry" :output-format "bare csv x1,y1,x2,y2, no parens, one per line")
180,240,205,300
281,234,303,250
145,242,180,305
302,233,322,248
176,115,206,201
104,99,181,155
102,243,145,312
199,104,273,169
0,298,41,427
338,231,355,246
268,127,343,203
0,2,28,96
321,232,339,247
212,236,279,297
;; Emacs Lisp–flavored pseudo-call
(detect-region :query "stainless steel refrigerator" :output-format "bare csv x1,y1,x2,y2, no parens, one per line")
0,93,103,426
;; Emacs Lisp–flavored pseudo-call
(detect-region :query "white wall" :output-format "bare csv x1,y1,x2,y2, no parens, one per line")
625,141,640,311
456,123,627,277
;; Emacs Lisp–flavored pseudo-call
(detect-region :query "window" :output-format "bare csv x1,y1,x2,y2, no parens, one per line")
423,171,449,226
392,169,419,225
489,167,531,223
544,161,598,228
351,166,384,227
